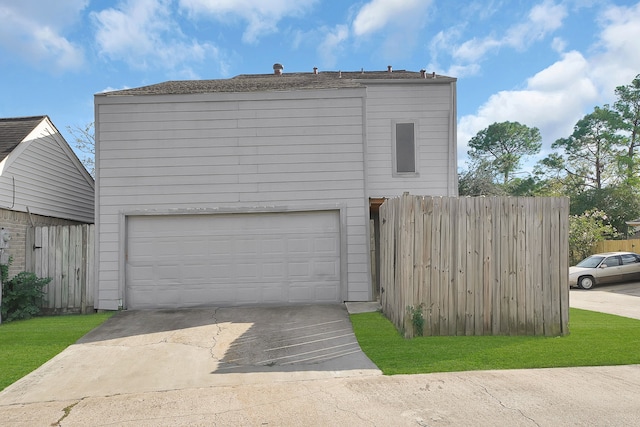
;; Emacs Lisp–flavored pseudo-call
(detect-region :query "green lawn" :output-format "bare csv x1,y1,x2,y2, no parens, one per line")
351,308,640,375
2,309,638,391
0,313,113,390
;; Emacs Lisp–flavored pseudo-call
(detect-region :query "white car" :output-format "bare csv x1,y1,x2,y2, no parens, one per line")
569,251,640,289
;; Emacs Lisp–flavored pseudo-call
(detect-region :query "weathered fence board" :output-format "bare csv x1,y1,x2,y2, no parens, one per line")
25,224,95,314
379,194,569,338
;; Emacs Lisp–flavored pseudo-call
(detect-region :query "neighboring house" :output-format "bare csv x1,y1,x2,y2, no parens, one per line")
94,66,458,310
626,219,640,238
0,116,95,277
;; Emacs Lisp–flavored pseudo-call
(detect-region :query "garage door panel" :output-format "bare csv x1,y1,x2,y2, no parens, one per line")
289,238,310,253
263,263,284,278
315,260,339,276
288,262,310,277
237,263,259,278
289,287,312,302
182,265,209,280
316,237,339,253
316,285,339,300
262,239,285,255
234,239,259,254
126,211,341,309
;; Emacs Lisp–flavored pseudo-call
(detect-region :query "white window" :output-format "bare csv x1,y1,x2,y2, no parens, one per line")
393,122,418,175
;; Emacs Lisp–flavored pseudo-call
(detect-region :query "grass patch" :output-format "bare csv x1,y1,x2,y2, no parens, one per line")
0,312,114,390
351,308,640,375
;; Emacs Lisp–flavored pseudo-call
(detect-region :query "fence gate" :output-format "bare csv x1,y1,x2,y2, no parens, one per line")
25,225,95,314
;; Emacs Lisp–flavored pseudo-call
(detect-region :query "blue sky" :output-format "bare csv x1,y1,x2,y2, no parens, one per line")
1,0,639,169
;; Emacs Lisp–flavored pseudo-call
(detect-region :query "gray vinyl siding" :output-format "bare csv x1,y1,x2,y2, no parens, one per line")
365,83,457,197
95,89,370,309
0,121,94,223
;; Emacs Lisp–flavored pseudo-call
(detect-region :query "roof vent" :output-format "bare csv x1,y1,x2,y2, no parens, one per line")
432,71,436,78
420,69,426,78
273,63,283,75
387,65,392,73
313,67,318,75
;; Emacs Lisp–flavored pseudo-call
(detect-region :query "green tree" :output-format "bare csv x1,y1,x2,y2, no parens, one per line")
569,209,618,265
614,74,640,183
546,106,624,191
467,121,542,185
458,159,505,196
67,122,95,177
504,176,543,196
569,186,640,235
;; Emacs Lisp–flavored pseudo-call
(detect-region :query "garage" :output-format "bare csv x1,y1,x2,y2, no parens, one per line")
125,210,341,309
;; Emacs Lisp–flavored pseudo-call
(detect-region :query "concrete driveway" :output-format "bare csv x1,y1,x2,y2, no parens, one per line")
1,293,640,426
570,281,640,319
0,304,380,405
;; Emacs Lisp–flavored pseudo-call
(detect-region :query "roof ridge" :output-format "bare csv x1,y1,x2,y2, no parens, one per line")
0,115,47,122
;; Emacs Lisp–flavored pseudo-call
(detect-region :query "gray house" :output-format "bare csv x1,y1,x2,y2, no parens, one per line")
0,116,94,277
94,67,458,310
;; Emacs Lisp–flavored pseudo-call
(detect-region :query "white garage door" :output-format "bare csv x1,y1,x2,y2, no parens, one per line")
125,211,341,309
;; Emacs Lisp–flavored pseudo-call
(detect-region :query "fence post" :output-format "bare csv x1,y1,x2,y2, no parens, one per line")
399,192,415,337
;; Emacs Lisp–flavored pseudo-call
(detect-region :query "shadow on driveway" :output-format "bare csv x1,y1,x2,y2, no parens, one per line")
213,305,374,373
0,304,380,405
77,304,379,374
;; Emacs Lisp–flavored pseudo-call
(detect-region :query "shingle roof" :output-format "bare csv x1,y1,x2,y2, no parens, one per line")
101,69,456,96
0,116,45,161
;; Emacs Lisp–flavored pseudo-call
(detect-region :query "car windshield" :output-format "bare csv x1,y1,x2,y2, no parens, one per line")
576,256,605,268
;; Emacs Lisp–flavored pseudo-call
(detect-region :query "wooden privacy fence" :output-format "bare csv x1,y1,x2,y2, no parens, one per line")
25,225,95,314
380,194,569,338
593,238,640,254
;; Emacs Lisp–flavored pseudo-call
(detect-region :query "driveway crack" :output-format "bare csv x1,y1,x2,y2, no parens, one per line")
51,399,81,426
467,378,540,427
210,307,221,361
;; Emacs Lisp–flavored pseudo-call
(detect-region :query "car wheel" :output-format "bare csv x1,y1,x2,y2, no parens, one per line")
578,276,595,290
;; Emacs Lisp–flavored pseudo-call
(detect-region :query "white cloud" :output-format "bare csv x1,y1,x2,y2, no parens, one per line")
92,0,224,74
443,0,568,77
457,50,598,168
0,0,86,72
458,3,640,166
453,37,501,63
426,27,464,75
350,0,433,61
293,0,432,71
456,0,640,170
526,51,590,92
505,0,567,49
589,2,640,101
551,37,567,53
99,86,131,93
179,0,318,43
352,0,427,36
450,1,640,171
462,0,503,21
318,25,350,68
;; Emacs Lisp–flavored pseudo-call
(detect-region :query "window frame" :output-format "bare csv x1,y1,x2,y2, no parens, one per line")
392,121,419,177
